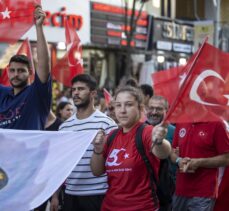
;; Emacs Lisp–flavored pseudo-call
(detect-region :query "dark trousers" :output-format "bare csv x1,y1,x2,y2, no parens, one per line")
63,193,105,211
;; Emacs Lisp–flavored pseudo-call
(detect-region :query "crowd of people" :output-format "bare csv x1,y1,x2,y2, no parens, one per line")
0,5,229,211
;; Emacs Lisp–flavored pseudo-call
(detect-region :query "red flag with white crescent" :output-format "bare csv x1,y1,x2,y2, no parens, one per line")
165,42,229,123
52,20,84,87
0,0,40,43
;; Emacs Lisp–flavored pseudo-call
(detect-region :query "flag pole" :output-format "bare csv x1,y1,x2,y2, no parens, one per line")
164,37,208,123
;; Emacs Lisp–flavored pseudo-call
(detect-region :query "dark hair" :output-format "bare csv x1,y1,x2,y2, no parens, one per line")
71,74,97,91
56,101,72,118
114,86,143,106
150,95,169,110
9,55,31,69
125,78,138,88
140,84,154,98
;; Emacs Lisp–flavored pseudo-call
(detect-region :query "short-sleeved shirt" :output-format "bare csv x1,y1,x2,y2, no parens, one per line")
102,122,160,211
0,73,52,130
59,110,117,196
172,121,229,198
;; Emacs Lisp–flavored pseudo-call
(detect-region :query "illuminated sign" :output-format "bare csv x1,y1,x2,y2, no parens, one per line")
91,2,148,49
44,7,83,31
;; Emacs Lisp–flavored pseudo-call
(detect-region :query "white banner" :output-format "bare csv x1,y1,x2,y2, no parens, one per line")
0,129,97,211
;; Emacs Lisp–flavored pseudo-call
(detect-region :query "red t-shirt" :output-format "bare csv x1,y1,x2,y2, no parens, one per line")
102,122,160,211
172,121,229,198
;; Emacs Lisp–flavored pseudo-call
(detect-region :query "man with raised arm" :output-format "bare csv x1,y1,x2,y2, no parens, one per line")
0,5,52,130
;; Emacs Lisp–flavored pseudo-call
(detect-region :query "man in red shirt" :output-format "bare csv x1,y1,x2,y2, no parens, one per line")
170,121,229,211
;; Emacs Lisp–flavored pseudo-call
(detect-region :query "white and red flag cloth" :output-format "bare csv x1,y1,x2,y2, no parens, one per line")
152,66,185,106
165,42,229,123
0,38,35,86
0,0,40,43
52,20,84,87
103,88,112,106
0,129,97,211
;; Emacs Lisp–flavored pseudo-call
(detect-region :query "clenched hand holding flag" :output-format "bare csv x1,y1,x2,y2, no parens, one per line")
52,20,84,87
0,129,97,211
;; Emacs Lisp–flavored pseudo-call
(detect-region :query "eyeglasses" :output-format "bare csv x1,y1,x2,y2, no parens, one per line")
147,107,164,112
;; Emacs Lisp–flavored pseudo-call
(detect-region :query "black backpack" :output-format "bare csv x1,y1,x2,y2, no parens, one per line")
107,123,175,207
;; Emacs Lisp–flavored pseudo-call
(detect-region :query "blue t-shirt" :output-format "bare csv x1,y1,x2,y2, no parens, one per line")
0,73,52,130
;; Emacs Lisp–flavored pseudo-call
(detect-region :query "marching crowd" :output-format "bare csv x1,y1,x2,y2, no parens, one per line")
0,5,229,211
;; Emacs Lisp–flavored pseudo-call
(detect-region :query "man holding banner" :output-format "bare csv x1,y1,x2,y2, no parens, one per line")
0,5,51,130
50,74,117,211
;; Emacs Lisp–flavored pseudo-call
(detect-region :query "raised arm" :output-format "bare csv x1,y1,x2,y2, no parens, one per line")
34,5,50,83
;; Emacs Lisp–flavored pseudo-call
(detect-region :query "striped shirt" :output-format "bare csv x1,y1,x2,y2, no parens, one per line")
59,109,117,196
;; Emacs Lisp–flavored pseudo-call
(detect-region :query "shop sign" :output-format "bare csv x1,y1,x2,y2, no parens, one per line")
162,21,194,42
91,2,148,49
23,0,90,44
193,21,214,51
173,43,192,53
156,40,172,51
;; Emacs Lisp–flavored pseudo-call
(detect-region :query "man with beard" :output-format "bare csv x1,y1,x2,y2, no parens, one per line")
146,96,175,143
0,5,51,130
146,95,176,211
50,74,117,211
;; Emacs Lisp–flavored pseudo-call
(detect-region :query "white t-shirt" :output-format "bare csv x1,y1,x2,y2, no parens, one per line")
59,109,117,196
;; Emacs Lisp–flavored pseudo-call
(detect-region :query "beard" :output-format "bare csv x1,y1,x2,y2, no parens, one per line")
10,78,28,89
147,115,163,126
75,96,91,109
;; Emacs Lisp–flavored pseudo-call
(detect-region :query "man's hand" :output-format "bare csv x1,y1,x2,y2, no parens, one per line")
152,123,168,146
183,158,202,173
34,5,46,27
50,195,59,211
93,130,106,154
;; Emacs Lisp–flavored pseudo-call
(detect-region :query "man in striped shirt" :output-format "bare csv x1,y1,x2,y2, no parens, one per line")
51,74,117,211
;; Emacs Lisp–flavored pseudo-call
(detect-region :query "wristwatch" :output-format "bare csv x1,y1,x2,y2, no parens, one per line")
175,157,182,167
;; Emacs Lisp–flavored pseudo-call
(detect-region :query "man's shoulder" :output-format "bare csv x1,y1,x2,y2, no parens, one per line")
93,110,116,124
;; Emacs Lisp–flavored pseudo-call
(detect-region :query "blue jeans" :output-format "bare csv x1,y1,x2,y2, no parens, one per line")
172,195,215,211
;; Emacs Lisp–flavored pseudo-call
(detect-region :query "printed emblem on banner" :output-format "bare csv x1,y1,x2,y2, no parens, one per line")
179,128,186,138
199,131,206,137
0,168,8,190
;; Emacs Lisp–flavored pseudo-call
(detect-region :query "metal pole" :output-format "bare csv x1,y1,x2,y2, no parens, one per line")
214,0,221,47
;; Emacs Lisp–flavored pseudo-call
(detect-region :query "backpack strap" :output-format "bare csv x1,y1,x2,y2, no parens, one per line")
106,128,120,147
135,123,159,207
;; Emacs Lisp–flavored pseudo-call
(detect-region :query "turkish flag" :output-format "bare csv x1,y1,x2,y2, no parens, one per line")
0,38,34,86
52,20,84,87
103,88,112,106
165,42,229,123
0,0,40,43
214,167,229,211
0,67,10,86
152,66,185,106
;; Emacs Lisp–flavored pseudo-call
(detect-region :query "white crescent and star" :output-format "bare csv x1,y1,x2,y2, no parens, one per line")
67,42,83,67
189,69,229,106
1,7,11,19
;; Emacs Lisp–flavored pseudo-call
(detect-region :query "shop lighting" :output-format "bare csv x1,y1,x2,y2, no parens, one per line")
179,58,187,65
57,42,66,50
157,55,165,63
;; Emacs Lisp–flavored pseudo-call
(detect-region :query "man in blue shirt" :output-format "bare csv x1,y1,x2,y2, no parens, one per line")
0,5,52,130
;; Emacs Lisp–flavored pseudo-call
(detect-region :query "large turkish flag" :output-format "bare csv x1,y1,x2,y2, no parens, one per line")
165,43,229,123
